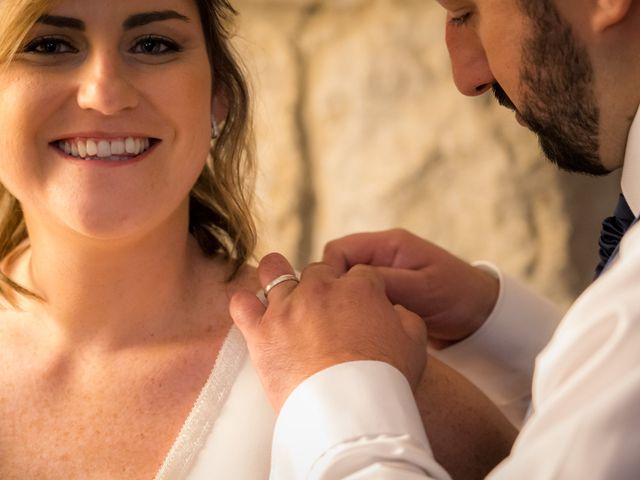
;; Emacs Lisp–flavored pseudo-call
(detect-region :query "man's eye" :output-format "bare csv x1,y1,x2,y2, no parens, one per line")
22,37,78,55
130,36,182,55
449,13,471,27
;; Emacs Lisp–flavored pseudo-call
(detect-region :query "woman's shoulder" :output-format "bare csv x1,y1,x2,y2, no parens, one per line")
192,247,259,290
188,254,259,331
229,262,260,294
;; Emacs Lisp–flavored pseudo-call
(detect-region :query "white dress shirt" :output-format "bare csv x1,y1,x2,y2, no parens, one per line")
270,105,640,479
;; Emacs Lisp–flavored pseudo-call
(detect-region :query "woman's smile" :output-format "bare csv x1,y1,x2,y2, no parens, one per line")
52,135,161,165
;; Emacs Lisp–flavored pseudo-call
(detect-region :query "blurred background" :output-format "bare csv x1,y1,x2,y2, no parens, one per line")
231,0,620,307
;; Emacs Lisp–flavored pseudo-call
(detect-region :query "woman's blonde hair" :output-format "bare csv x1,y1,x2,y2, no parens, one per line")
0,0,256,301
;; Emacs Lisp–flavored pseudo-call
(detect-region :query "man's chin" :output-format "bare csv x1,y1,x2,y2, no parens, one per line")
515,112,529,128
539,140,610,176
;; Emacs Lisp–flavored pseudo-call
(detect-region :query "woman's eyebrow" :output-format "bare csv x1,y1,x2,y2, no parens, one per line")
37,15,85,31
123,10,190,30
34,10,190,32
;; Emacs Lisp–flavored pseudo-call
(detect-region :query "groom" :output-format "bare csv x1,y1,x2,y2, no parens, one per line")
231,0,640,478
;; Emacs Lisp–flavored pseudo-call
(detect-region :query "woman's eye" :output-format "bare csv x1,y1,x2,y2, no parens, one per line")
131,36,182,55
449,13,471,27
22,37,78,55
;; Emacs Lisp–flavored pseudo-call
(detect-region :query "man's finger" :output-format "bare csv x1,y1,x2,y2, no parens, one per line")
323,232,385,273
322,229,424,273
344,263,387,293
323,230,452,273
229,289,266,333
362,267,433,312
299,261,340,282
258,252,298,304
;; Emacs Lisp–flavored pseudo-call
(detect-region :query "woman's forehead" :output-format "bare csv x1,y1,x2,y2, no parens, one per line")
42,0,201,19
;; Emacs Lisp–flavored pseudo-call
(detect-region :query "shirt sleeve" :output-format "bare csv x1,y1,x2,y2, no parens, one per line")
270,247,640,480
431,262,564,427
270,361,451,480
270,230,640,479
489,225,640,478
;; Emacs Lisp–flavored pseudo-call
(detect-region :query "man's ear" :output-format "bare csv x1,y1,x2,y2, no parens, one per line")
592,0,633,32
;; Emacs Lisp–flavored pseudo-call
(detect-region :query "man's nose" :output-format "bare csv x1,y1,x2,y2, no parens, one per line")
445,23,495,97
77,51,139,115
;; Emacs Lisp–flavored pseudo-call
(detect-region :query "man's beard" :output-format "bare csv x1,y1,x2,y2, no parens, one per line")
495,0,609,176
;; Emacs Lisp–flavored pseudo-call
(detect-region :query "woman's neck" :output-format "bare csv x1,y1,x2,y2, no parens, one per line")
11,206,212,349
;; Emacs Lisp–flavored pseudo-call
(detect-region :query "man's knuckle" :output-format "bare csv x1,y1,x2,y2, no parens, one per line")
323,239,338,254
305,278,332,298
348,263,370,275
390,227,410,240
349,265,384,290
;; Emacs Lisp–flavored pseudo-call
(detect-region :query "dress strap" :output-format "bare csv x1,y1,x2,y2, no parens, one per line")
155,326,247,480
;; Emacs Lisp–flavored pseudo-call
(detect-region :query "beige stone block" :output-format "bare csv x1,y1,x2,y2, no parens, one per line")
233,0,621,306
232,5,305,262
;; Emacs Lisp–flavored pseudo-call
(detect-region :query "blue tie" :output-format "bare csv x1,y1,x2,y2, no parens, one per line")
595,194,636,278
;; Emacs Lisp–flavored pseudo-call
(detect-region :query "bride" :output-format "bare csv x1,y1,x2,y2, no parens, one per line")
0,0,514,478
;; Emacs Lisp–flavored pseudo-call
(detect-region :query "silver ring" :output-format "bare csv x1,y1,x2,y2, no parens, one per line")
256,289,268,307
264,273,300,297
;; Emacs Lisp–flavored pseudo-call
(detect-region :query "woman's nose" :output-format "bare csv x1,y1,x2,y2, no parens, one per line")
445,23,495,97
76,51,139,115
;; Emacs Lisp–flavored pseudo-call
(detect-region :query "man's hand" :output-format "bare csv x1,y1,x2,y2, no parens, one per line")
229,253,428,412
323,229,499,348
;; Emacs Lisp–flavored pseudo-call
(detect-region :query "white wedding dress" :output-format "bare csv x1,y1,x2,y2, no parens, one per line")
154,327,276,479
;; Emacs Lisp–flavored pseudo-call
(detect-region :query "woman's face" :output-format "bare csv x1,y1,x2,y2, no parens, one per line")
0,0,213,240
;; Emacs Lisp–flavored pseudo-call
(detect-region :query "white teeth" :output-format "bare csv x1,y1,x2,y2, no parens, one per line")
125,137,137,154
86,139,98,156
97,140,111,158
111,139,125,155
77,140,87,158
58,136,153,160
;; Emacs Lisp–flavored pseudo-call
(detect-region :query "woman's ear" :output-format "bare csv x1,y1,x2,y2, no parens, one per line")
592,0,633,32
212,89,229,126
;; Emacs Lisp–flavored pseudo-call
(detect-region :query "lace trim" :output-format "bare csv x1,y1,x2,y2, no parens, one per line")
154,326,247,480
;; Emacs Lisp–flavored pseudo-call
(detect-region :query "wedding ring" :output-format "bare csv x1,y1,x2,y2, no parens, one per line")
264,273,300,297
256,272,301,307
256,289,268,307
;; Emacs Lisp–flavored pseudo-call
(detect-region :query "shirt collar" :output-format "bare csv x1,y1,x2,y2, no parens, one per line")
621,105,640,217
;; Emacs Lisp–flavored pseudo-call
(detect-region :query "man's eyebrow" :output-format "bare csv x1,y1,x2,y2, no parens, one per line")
123,10,190,30
37,15,85,31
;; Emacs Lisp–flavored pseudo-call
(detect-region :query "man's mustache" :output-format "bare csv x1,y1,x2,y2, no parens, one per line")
492,83,517,112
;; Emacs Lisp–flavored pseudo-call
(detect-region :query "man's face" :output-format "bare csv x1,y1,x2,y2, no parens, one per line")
439,0,609,176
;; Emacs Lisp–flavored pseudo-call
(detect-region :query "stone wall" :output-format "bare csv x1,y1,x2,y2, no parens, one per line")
232,0,620,306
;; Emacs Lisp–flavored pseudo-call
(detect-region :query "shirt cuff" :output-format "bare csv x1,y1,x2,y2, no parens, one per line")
431,262,563,427
270,361,444,480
